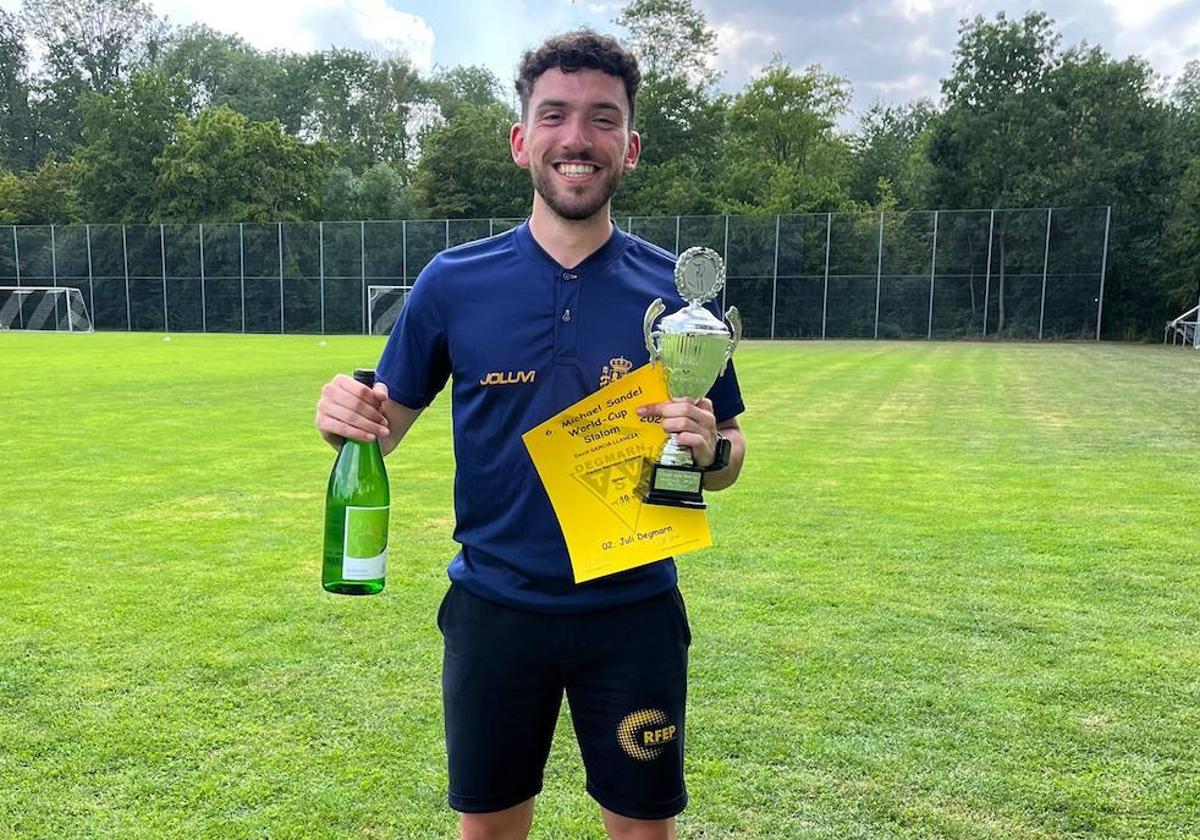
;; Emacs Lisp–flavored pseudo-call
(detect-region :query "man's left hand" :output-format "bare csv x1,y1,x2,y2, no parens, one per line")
637,397,720,468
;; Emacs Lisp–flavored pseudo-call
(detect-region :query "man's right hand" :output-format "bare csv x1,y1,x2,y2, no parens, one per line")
316,374,391,449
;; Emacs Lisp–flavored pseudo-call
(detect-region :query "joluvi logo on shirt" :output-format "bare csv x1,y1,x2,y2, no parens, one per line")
479,370,537,386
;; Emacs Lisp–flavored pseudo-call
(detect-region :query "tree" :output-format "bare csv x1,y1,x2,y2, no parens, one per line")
849,99,935,207
21,0,168,160
616,0,718,85
157,25,288,125
21,0,166,94
0,11,34,170
1,155,82,223
411,102,528,218
153,105,332,222
1164,157,1200,311
719,59,853,213
76,71,188,221
423,65,505,122
297,49,421,170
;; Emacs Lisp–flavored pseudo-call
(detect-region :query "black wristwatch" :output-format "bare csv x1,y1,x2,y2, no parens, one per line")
702,433,731,472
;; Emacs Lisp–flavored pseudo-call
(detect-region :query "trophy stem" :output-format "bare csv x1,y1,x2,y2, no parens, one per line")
660,434,693,467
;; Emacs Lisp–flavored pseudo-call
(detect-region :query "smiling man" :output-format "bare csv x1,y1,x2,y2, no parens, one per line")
316,29,746,840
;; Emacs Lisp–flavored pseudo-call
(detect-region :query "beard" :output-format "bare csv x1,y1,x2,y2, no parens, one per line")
531,156,623,222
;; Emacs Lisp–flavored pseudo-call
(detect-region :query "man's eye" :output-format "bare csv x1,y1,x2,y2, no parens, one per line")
541,112,563,123
595,116,616,127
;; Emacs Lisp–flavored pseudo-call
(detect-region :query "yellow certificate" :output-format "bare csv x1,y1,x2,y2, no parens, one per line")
522,364,711,583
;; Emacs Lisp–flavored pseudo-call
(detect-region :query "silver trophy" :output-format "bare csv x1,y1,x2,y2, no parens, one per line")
639,246,741,509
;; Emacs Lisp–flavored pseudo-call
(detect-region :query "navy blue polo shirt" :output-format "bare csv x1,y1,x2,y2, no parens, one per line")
377,221,744,614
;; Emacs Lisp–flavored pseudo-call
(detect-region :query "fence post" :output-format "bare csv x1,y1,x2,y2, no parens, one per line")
319,221,325,335
85,224,95,323
277,222,284,334
239,222,246,334
1097,206,1111,342
361,220,367,335
50,224,57,288
445,218,450,250
720,213,729,314
402,220,408,284
674,215,681,255
874,211,884,340
771,214,780,339
822,212,832,340
1039,207,1052,340
160,223,168,332
198,224,207,332
927,210,939,340
489,218,494,237
983,209,994,336
122,225,131,331
12,226,22,328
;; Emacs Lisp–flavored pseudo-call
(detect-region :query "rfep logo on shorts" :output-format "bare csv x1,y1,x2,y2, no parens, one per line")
617,708,676,761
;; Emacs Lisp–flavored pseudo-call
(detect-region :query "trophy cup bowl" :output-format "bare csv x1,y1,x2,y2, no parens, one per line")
639,247,741,509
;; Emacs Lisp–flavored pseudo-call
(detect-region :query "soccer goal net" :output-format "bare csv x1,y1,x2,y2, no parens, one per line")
367,285,412,336
0,287,94,332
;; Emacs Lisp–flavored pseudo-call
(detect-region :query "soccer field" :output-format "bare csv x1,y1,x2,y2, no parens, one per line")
1,334,1196,839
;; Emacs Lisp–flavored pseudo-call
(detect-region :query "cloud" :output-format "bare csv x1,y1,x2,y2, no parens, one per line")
150,0,435,68
695,0,1200,125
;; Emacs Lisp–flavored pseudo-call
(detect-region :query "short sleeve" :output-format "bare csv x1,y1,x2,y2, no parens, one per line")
376,261,452,409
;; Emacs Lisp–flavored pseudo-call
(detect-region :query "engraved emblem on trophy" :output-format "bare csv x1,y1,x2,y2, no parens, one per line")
639,247,741,509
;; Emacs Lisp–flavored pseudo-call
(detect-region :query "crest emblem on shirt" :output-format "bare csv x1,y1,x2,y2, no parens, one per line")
599,356,633,388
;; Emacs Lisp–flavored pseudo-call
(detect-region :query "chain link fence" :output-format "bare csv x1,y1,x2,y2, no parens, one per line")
0,207,1110,339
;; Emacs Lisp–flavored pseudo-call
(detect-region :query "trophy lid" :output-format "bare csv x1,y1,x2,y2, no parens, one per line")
659,303,729,336
674,247,725,306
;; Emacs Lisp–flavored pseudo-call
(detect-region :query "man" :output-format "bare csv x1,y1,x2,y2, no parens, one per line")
316,30,745,840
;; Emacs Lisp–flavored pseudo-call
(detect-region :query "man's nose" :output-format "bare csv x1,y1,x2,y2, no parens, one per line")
560,115,593,152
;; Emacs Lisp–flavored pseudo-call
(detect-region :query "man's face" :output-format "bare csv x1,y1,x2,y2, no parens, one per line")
511,68,641,222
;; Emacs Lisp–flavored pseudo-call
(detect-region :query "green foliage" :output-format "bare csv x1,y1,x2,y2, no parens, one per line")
321,162,415,221
152,105,332,222
411,102,528,219
0,154,81,223
76,71,188,222
422,65,505,122
1164,157,1200,309
0,168,22,223
0,10,33,171
719,59,854,213
157,24,290,125
616,0,718,85
849,100,934,207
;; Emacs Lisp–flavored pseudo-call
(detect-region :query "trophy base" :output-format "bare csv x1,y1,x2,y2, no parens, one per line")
637,459,706,509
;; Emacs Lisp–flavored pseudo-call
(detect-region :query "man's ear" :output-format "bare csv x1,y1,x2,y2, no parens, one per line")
511,122,530,168
623,130,641,172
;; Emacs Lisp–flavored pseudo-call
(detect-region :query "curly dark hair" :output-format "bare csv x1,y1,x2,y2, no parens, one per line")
515,29,641,127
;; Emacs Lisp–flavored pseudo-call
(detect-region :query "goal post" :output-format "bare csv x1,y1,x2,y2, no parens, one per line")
0,287,94,332
367,285,412,336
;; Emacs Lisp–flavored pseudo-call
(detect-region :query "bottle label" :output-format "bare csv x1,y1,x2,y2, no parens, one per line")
342,505,389,581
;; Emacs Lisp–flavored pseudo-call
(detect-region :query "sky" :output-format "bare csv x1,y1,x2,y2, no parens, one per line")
3,0,1198,123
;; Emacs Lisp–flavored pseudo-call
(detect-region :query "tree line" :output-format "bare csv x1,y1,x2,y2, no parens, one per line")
0,0,1197,337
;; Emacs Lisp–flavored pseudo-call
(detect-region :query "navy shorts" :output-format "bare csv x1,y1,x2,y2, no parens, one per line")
437,582,692,820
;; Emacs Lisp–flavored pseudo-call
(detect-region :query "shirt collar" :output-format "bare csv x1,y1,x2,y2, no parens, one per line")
513,219,628,274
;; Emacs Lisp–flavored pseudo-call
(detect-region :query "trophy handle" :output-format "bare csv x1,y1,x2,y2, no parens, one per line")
644,297,666,363
721,306,742,375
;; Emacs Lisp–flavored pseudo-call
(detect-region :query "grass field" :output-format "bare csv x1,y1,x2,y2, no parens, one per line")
0,333,1197,839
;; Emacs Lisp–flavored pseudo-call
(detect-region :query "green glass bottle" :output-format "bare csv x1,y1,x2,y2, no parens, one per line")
322,369,390,595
